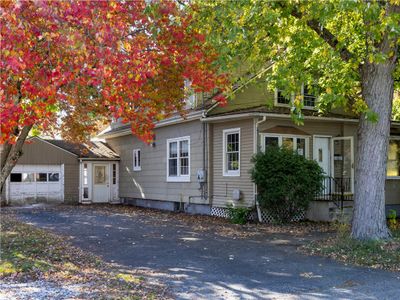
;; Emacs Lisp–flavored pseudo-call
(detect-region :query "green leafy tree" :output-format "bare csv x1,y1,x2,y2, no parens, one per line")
194,0,400,240
393,93,400,120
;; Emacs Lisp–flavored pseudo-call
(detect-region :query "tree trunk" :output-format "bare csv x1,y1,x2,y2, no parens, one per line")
352,61,393,240
0,125,32,196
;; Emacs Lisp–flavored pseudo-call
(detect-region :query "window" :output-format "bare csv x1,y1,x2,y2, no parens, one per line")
262,134,309,157
167,136,190,182
133,149,141,171
276,89,291,105
112,164,117,184
83,163,88,185
10,173,22,182
223,128,240,176
82,163,89,200
36,173,47,182
22,173,35,182
275,86,317,108
303,85,317,107
387,138,400,177
48,173,59,182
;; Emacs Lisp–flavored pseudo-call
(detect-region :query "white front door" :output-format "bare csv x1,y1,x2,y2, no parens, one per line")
313,137,331,176
92,164,110,203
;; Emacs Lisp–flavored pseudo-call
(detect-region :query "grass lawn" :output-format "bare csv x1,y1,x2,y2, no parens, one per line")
0,211,170,299
302,223,400,272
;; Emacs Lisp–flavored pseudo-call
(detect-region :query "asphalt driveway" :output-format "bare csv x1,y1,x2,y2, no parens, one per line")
9,205,400,300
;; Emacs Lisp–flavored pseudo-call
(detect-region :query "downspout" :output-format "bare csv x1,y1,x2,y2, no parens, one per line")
254,116,267,222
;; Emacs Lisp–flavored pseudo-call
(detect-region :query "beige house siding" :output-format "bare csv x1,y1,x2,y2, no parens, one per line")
210,118,255,208
106,120,208,204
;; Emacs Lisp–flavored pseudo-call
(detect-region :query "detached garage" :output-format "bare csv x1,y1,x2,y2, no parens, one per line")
3,137,120,205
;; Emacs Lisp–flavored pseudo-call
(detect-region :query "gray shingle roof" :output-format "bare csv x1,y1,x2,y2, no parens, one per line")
44,139,119,159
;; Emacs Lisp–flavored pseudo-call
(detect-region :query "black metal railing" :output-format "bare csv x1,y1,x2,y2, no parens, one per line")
316,176,354,209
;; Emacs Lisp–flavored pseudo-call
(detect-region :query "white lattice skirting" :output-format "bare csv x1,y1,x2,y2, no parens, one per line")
211,206,305,223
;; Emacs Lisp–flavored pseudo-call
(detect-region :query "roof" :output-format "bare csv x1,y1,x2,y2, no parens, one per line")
43,139,119,160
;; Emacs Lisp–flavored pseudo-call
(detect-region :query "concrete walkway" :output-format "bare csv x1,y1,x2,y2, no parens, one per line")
9,205,400,300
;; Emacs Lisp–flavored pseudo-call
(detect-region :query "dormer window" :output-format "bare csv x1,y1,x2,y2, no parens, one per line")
275,85,317,108
303,85,317,108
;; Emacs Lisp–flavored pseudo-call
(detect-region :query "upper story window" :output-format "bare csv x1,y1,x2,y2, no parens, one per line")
275,85,317,108
303,85,317,107
276,89,291,105
133,149,141,171
262,134,309,158
223,128,240,176
387,138,400,178
167,136,190,182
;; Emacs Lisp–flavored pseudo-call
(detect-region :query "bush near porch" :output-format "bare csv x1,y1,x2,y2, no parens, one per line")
251,146,324,223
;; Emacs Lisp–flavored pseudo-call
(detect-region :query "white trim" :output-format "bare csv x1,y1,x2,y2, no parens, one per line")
260,133,310,158
166,136,191,182
99,111,204,138
133,149,141,171
223,128,241,177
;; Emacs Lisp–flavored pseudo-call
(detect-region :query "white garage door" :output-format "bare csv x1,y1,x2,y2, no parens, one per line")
8,165,63,202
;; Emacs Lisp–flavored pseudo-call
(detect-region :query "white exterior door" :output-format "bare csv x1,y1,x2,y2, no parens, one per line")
92,163,110,203
313,137,331,176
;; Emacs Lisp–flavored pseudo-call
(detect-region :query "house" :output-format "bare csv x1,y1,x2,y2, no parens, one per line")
100,83,400,222
1,137,120,205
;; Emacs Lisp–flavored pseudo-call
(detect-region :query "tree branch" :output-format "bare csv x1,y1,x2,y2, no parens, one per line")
289,9,353,63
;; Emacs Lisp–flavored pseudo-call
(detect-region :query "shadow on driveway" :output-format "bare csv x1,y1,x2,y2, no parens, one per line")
9,205,400,300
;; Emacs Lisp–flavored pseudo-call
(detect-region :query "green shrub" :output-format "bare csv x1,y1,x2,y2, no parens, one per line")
251,146,324,223
388,209,397,230
226,205,250,224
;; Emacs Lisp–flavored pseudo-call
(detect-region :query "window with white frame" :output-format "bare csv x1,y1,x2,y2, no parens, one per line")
275,85,317,108
387,138,400,177
262,134,309,157
223,128,240,176
133,149,141,171
167,136,190,181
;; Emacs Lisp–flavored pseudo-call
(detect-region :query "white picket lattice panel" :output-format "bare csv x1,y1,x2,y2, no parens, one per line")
211,206,305,223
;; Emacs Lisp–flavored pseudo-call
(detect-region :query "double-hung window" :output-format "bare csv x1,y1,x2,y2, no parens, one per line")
223,128,240,176
167,136,190,182
262,134,309,158
387,138,400,178
133,149,141,171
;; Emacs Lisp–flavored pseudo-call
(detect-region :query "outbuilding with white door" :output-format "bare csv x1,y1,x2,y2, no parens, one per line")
2,137,120,205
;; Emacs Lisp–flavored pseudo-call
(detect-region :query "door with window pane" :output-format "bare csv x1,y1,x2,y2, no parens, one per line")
332,137,354,193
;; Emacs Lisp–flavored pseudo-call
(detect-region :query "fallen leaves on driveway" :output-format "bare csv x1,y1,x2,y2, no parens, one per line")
0,211,171,299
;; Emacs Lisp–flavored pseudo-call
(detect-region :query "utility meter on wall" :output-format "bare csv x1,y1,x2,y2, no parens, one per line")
196,169,206,183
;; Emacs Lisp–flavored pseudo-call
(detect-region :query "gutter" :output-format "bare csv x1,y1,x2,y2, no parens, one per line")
254,116,267,222
99,110,204,139
201,112,360,123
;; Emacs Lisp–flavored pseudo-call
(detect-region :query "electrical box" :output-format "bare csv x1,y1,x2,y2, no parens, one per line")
196,169,206,183
232,189,241,201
